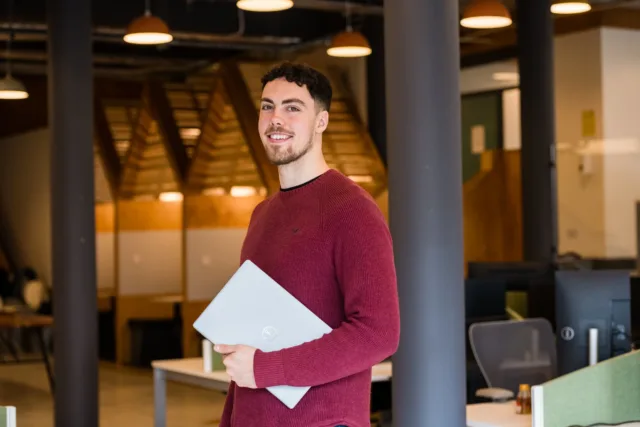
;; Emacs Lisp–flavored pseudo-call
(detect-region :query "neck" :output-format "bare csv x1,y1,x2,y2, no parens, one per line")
277,143,329,190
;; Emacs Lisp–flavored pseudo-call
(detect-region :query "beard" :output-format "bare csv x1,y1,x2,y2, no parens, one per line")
264,126,314,166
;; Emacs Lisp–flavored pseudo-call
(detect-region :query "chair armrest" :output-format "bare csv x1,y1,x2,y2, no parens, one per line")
475,387,514,401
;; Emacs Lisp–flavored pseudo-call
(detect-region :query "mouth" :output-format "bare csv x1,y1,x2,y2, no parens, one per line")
266,132,293,144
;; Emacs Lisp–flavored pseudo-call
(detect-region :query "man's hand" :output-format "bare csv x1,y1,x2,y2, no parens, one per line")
214,344,258,389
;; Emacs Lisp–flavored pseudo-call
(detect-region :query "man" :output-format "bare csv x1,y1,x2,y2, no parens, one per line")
214,62,400,427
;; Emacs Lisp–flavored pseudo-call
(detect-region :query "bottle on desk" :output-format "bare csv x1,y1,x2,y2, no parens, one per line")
515,384,531,415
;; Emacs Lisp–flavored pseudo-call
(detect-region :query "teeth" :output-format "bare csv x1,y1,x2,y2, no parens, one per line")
269,134,291,141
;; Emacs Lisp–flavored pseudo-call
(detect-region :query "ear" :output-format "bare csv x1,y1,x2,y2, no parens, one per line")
316,110,329,133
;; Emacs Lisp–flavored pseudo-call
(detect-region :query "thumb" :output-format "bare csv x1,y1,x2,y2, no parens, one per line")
214,344,236,354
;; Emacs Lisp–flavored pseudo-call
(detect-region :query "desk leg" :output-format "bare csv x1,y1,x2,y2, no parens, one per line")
154,368,167,427
0,331,20,362
36,328,55,393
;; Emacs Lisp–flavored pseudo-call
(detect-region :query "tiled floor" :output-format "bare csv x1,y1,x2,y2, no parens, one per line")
0,360,226,426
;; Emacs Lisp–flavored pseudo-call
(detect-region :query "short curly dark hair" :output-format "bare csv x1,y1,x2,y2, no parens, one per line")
261,62,333,112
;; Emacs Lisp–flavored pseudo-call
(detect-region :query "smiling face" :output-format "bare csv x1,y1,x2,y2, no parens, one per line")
258,78,329,166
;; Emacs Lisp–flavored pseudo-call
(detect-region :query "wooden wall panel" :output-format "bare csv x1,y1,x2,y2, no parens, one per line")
116,295,176,365
182,301,209,358
463,150,523,269
117,199,183,231
374,150,523,273
95,203,115,232
185,195,264,228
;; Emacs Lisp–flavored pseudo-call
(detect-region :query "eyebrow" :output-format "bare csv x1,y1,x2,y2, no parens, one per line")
260,97,306,106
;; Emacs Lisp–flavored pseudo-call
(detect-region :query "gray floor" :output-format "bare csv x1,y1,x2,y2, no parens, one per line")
0,360,226,426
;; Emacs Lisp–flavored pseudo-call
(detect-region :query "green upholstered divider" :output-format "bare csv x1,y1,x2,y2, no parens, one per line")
532,350,640,427
506,291,528,318
461,91,502,183
0,406,16,427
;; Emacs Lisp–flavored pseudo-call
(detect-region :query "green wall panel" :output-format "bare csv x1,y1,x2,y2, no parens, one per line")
461,92,502,182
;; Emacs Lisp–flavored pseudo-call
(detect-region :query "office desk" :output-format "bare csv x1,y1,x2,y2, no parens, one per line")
466,402,531,427
152,358,530,427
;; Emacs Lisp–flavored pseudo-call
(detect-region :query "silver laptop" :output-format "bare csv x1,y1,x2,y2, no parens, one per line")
193,259,332,409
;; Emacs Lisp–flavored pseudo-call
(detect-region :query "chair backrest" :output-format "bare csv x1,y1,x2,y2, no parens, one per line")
469,318,557,395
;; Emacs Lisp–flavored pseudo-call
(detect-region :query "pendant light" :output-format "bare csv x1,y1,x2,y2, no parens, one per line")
236,0,293,12
0,0,28,100
0,75,28,100
551,1,591,14
124,0,173,45
327,1,371,58
460,0,512,29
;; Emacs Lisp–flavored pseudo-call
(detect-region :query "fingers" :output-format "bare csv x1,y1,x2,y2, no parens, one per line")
214,344,236,354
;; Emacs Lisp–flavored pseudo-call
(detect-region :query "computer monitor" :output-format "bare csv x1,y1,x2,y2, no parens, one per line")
631,273,640,348
466,261,556,326
636,201,640,272
555,270,632,376
467,262,550,290
465,278,507,320
585,258,637,271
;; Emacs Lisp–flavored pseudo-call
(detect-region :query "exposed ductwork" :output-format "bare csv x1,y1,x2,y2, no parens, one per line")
194,0,383,15
0,22,301,50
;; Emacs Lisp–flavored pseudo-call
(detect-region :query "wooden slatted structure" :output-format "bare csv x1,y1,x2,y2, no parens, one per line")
186,69,269,196
102,101,140,164
163,73,217,160
99,98,176,199
93,59,385,201
238,61,387,197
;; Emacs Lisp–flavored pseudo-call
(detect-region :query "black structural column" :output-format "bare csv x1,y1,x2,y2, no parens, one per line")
516,0,559,263
363,15,387,165
385,0,466,425
48,0,98,426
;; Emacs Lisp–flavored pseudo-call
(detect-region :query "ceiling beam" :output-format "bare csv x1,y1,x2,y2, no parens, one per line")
120,106,153,198
94,96,122,196
219,61,280,195
145,81,190,186
186,73,226,191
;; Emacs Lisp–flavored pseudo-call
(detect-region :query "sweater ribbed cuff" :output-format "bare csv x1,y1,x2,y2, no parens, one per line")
254,349,286,388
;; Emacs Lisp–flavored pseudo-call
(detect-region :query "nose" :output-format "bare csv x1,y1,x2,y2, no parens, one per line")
270,112,284,127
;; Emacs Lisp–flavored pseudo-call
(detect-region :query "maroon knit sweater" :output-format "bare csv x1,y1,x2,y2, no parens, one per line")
219,169,400,427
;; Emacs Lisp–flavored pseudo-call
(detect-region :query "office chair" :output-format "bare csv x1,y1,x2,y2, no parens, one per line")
469,318,557,401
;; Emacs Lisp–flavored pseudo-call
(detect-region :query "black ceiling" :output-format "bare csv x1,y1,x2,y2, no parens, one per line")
1,0,637,78
0,0,384,78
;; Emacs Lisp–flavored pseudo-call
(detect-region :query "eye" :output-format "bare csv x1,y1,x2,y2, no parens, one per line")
261,104,273,111
287,106,300,112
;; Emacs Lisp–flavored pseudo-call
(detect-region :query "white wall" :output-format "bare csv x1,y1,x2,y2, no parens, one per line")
0,128,52,284
186,228,246,301
118,230,182,296
470,28,640,259
0,128,116,287
600,27,640,258
554,29,607,257
502,88,521,151
460,59,519,95
460,30,625,258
